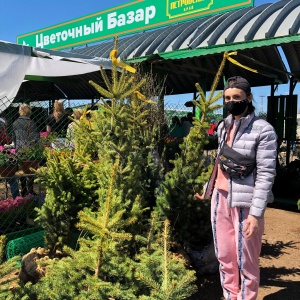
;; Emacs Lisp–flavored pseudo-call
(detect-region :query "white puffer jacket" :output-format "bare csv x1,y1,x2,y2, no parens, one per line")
216,112,277,218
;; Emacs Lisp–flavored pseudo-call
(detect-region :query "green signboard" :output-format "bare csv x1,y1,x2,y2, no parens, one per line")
17,0,254,50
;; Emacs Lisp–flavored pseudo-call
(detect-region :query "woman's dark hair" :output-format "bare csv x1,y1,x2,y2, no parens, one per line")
172,116,180,124
247,99,255,114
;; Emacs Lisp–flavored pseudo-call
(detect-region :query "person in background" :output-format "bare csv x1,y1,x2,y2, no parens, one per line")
180,116,188,136
207,119,217,135
46,100,70,137
0,116,12,146
195,76,277,300
13,104,40,196
169,115,184,138
187,112,193,124
0,118,19,199
65,108,83,148
46,100,70,148
182,112,194,136
65,107,74,117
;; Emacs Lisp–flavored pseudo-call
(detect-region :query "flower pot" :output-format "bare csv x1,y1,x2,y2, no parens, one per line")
20,160,40,174
0,164,18,177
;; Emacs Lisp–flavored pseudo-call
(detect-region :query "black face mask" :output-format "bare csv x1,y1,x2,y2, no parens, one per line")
225,99,249,116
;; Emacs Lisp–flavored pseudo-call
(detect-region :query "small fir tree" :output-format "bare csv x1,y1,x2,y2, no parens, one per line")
35,150,100,255
35,37,161,254
154,55,226,247
0,256,21,298
135,219,198,299
18,158,140,299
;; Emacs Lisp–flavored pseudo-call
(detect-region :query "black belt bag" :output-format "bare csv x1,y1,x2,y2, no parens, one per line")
218,144,256,179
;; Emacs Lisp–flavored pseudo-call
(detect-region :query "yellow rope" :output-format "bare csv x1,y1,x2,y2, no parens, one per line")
110,49,136,73
134,91,156,104
224,51,258,73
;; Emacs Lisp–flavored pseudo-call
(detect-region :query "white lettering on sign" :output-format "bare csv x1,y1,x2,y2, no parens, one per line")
55,32,62,42
107,13,117,29
127,11,135,24
135,9,144,23
107,5,156,29
19,0,253,49
84,24,94,35
34,7,155,48
84,18,104,35
43,35,49,46
95,17,103,32
36,34,44,48
75,26,83,37
50,33,56,43
61,30,68,41
68,28,75,38
145,6,156,24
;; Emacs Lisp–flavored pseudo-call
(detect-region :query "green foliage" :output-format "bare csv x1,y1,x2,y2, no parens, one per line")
155,81,223,247
35,55,161,256
20,41,221,299
0,235,6,264
77,158,137,278
15,158,153,299
20,207,197,299
0,149,19,167
20,255,137,300
0,256,21,298
135,220,197,299
35,150,99,254
89,66,146,101
16,136,53,161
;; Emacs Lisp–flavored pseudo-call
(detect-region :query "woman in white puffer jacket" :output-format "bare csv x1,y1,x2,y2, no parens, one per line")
196,76,277,300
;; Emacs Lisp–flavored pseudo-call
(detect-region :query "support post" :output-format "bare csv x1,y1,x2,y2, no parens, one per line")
157,73,165,158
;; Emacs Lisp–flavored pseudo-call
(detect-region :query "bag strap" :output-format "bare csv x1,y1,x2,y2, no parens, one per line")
219,116,257,153
204,161,219,199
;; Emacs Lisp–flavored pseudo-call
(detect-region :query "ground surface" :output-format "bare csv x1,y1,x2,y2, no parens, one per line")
191,205,300,300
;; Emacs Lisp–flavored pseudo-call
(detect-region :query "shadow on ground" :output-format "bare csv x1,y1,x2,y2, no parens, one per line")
261,240,298,258
189,272,222,300
260,239,300,300
260,268,300,300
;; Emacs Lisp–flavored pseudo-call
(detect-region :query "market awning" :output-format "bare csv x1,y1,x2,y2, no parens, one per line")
69,0,300,94
0,41,112,108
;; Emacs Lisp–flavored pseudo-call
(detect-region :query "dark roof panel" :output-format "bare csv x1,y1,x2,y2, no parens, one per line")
226,4,270,43
188,13,231,49
266,0,300,38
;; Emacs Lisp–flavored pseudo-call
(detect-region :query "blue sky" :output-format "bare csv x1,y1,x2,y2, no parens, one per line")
1,0,299,112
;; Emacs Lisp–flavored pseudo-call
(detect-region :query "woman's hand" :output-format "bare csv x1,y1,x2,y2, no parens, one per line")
194,192,205,200
243,215,260,239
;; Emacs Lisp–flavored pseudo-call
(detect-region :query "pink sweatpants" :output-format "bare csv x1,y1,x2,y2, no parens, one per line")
211,189,264,300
